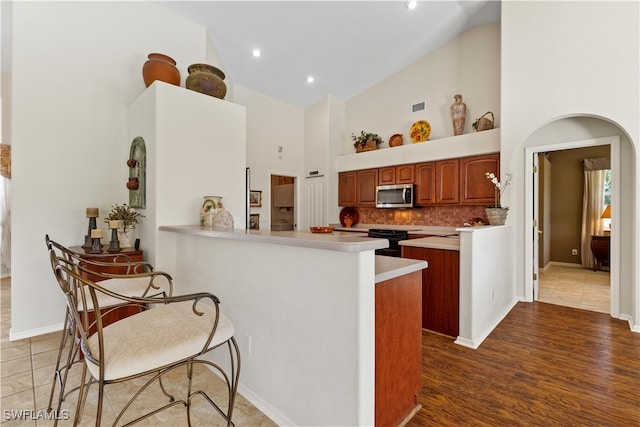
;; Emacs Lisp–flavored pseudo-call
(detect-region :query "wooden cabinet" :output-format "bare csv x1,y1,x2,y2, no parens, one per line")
459,153,500,205
356,168,378,206
402,246,459,337
415,162,436,205
590,235,610,271
379,164,415,185
69,247,144,282
375,270,422,427
435,159,459,204
338,171,357,206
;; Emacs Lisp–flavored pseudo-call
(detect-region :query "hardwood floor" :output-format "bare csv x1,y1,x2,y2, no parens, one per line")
407,302,640,426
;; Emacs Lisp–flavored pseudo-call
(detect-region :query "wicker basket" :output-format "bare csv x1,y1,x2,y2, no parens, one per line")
355,139,379,153
473,111,495,132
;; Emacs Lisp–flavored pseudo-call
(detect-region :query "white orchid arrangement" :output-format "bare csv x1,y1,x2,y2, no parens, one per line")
485,172,512,208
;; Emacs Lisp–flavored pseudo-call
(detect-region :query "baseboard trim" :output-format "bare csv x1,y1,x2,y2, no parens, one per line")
9,322,64,342
548,261,583,268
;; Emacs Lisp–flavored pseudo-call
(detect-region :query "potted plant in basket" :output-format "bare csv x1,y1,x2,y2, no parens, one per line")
351,131,383,153
485,172,512,225
104,203,144,248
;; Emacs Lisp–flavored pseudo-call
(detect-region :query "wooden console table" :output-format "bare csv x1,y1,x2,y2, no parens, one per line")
69,246,145,329
590,235,610,272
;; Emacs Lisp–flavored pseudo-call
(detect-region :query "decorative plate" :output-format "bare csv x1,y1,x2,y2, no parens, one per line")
410,120,431,143
310,227,334,234
339,207,359,228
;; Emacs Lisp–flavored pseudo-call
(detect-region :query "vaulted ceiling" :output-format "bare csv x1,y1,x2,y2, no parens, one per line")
157,1,501,107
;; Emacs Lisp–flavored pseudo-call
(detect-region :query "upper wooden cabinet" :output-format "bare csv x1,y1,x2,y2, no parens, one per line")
435,159,459,204
339,153,498,207
356,168,379,206
415,162,436,205
338,171,357,206
379,164,415,185
459,154,500,205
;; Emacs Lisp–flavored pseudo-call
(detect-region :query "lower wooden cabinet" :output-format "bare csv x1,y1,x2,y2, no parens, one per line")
375,270,422,426
402,246,459,337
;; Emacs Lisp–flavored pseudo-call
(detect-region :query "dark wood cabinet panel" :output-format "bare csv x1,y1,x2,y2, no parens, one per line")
460,153,500,205
338,171,357,206
396,164,415,184
375,270,422,427
378,167,396,185
415,162,436,205
435,159,459,204
402,246,459,337
379,164,415,185
356,168,379,206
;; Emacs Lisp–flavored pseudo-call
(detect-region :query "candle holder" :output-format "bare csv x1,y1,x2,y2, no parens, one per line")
82,216,98,250
90,237,103,254
107,227,121,253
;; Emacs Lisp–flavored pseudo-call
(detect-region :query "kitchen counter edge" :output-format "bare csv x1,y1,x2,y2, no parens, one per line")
375,256,427,283
159,225,388,252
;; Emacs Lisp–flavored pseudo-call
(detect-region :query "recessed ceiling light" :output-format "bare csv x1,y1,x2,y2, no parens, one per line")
252,49,261,58
405,0,417,10
306,76,314,84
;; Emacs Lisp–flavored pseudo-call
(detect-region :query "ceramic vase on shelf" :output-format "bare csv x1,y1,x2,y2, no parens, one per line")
185,63,227,99
200,196,222,228
118,227,132,248
142,53,180,88
485,207,508,226
450,94,466,136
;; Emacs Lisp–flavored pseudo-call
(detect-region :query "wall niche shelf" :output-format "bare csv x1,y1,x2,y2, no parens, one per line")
336,128,500,172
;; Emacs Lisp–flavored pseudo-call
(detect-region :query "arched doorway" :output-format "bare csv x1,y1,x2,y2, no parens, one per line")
521,115,636,324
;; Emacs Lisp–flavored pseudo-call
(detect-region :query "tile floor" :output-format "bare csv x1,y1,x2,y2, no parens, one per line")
537,264,610,314
0,277,276,427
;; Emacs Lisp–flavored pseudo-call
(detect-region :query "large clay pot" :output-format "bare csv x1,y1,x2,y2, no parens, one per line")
142,53,180,88
186,63,227,99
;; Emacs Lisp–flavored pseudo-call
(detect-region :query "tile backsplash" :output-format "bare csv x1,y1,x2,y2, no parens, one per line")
356,206,489,227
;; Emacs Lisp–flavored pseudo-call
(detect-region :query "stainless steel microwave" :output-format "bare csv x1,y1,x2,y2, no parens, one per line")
376,184,414,208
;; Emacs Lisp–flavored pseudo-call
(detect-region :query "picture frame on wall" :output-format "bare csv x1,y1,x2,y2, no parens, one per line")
250,213,260,230
249,190,262,207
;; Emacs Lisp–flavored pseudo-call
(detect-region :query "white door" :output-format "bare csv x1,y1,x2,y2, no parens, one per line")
304,176,325,229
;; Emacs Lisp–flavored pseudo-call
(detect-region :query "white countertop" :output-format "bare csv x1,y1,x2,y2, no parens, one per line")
374,255,427,283
400,236,460,251
159,225,388,252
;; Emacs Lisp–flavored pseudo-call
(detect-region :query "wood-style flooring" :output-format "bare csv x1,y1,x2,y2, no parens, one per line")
407,302,640,426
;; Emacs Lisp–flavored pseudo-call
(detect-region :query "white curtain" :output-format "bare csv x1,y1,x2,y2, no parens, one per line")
580,158,610,268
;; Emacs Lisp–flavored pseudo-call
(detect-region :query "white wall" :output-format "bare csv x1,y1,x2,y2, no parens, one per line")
345,23,500,154
127,82,246,268
233,84,304,231
9,1,210,337
502,1,639,326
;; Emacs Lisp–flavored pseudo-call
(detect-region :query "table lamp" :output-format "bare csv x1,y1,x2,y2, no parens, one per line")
601,204,611,233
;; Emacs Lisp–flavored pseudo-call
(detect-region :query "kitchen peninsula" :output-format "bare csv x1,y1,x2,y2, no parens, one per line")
157,225,427,427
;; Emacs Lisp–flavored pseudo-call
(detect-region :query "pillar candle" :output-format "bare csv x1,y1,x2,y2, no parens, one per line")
109,220,121,229
90,229,103,238
86,207,99,218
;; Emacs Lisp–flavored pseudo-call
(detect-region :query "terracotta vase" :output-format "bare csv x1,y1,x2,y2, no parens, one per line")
185,63,227,99
142,53,180,88
126,177,139,191
450,94,466,136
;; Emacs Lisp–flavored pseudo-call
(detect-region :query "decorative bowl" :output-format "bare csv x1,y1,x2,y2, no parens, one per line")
310,226,334,234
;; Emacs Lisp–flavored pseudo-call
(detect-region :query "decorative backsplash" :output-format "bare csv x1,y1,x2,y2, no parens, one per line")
356,205,489,227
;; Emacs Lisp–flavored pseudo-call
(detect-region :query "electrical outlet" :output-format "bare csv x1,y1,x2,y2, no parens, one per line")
572,248,578,256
